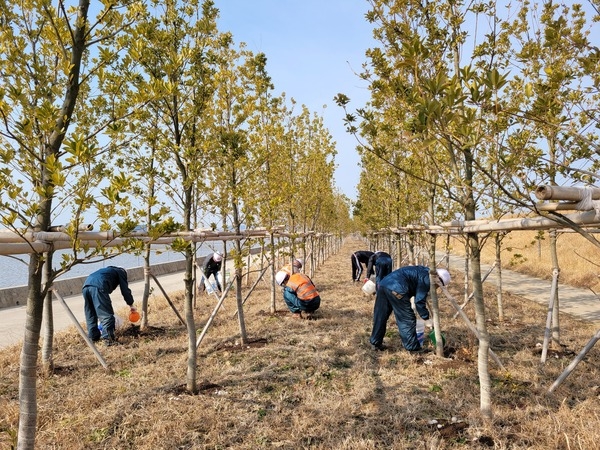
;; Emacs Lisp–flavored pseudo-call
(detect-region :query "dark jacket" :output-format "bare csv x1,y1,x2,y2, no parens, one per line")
379,265,431,320
82,266,134,306
353,250,374,265
202,255,222,274
366,251,392,278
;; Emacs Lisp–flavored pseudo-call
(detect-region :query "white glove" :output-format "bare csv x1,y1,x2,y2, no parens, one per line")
424,319,433,329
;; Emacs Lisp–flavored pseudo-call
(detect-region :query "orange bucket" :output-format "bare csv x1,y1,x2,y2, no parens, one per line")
129,310,141,323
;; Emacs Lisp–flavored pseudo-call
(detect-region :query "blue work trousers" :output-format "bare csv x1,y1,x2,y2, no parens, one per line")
83,286,116,341
283,289,321,314
369,285,421,351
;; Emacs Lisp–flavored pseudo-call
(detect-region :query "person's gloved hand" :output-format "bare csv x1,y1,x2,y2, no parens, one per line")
130,305,137,311
424,319,433,329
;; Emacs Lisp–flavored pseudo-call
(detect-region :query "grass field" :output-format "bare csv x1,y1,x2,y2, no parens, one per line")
1,235,600,449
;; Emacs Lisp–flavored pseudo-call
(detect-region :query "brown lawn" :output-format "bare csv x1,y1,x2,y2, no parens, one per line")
1,236,600,449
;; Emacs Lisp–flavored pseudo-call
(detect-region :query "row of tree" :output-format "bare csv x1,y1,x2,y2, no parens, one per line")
336,0,600,422
0,1,355,448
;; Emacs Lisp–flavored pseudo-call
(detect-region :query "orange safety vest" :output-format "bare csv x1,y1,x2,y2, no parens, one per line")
286,273,319,301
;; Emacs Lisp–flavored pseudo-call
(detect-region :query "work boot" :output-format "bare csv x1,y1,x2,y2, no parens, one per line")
290,312,303,320
371,343,387,351
102,338,120,347
409,347,431,355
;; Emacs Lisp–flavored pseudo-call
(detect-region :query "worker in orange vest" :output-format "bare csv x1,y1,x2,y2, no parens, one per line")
275,270,321,319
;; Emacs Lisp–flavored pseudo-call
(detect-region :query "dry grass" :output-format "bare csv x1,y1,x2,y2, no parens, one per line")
2,236,600,449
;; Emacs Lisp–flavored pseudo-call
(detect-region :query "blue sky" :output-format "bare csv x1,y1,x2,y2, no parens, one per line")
215,1,376,202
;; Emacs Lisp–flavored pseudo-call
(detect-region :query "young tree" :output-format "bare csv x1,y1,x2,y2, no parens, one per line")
203,43,276,344
128,0,223,393
247,88,290,313
338,0,515,419
0,0,145,447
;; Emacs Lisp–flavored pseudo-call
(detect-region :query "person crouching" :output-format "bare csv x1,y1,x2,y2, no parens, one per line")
275,270,321,319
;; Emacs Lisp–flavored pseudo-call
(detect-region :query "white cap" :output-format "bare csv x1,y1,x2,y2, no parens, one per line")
213,252,223,262
436,268,451,286
275,270,289,286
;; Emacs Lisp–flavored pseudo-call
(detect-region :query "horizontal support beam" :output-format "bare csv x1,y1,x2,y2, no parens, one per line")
0,228,329,255
535,185,600,201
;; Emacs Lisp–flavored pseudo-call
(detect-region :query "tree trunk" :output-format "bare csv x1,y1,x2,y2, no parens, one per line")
234,240,248,345
468,231,492,420
141,243,151,329
41,251,54,375
232,204,248,344
18,253,45,450
183,187,197,394
269,234,276,314
428,234,444,357
408,232,416,265
184,246,197,394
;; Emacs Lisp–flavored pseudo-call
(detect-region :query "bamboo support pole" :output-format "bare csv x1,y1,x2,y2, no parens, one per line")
540,269,559,363
452,262,497,319
0,229,332,255
440,286,506,370
148,273,186,327
233,264,271,318
48,224,94,232
34,231,117,242
441,210,600,233
535,185,600,201
195,276,236,349
53,289,109,370
548,330,600,393
535,202,580,211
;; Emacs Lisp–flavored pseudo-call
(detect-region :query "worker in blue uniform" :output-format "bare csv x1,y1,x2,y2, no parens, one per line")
82,266,136,345
370,266,450,352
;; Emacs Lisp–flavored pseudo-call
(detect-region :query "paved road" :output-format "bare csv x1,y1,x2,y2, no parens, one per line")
443,253,600,324
0,270,188,350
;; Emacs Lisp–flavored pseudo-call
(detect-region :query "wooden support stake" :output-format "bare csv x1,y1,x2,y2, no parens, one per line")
53,289,109,370
196,276,236,349
148,273,186,326
548,330,600,394
440,286,506,371
452,261,496,319
540,269,559,363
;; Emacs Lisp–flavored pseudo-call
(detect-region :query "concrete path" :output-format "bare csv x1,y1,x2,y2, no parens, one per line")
0,270,188,350
443,253,600,325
